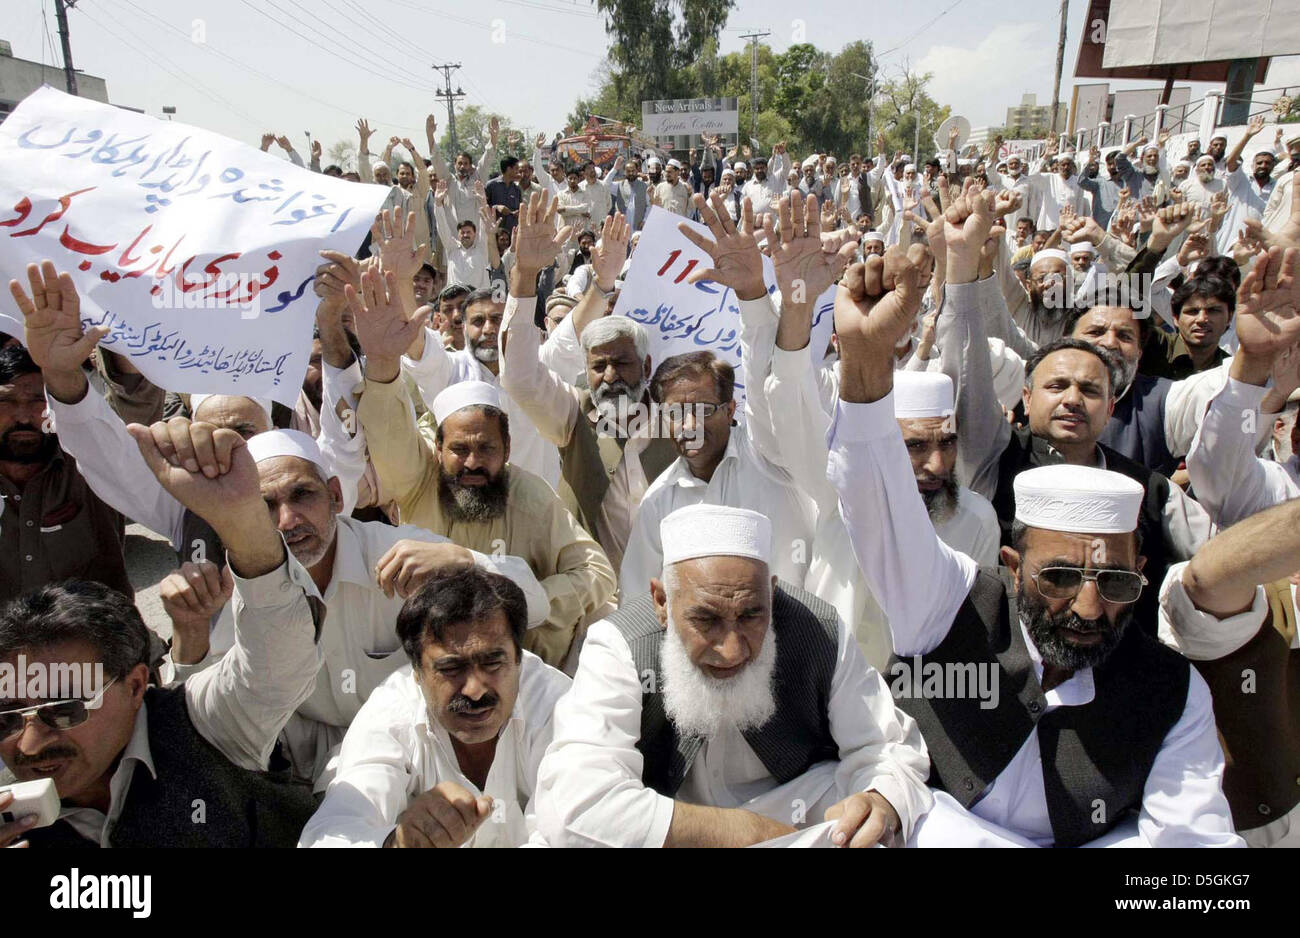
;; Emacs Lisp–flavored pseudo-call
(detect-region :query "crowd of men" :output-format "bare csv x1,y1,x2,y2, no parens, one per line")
3,102,1300,849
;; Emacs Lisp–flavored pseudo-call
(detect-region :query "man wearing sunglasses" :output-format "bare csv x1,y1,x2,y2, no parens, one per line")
826,221,1239,846
0,412,322,847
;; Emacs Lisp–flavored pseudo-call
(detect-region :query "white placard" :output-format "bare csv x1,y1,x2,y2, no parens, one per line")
0,86,386,405
610,206,835,402
640,98,739,143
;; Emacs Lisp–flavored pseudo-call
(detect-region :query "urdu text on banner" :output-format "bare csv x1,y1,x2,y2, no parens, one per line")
611,205,835,402
0,86,387,405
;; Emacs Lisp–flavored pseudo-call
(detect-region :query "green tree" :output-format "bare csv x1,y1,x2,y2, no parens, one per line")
437,105,532,164
875,70,951,162
591,0,733,111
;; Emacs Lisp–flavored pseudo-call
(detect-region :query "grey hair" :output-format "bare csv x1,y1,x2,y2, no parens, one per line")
581,316,649,362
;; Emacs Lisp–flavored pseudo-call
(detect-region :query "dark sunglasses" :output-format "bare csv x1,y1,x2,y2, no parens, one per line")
1031,567,1147,604
0,677,118,739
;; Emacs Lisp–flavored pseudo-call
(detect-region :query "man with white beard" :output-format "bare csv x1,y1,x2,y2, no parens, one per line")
499,210,678,572
1181,155,1226,210
1025,147,1089,230
533,504,932,847
986,153,1035,226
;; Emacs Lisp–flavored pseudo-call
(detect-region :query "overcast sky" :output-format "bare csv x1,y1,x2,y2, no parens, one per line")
7,0,1299,154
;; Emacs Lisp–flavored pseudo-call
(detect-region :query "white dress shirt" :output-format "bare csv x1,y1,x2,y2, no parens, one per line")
619,422,818,597
532,615,933,847
402,327,561,489
299,655,571,848
827,391,1241,846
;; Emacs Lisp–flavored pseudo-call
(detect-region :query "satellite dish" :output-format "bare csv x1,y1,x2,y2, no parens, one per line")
934,115,971,153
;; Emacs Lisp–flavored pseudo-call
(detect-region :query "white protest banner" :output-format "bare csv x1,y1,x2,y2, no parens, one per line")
0,86,387,405
611,206,835,402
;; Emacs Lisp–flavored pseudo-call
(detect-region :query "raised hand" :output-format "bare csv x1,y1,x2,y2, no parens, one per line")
371,207,424,281
489,115,500,146
1149,201,1197,252
1178,229,1212,267
311,139,322,161
425,113,437,145
765,191,857,317
161,560,234,664
275,135,293,152
534,132,547,149
1232,227,1267,268
1246,113,1267,138
434,177,449,205
260,132,274,151
125,417,281,576
1235,246,1300,362
347,265,429,382
356,118,373,145
1060,211,1106,247
314,250,362,314
591,212,630,289
992,187,1022,219
510,190,573,285
943,180,999,284
8,261,107,378
834,246,927,400
677,192,767,301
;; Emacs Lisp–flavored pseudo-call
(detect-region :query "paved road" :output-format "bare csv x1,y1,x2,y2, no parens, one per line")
125,523,175,642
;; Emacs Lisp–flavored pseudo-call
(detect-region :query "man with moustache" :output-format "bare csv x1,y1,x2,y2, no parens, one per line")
152,425,550,786
825,237,1240,847
930,188,1212,633
353,269,616,671
499,208,677,572
300,567,572,847
534,504,931,848
0,413,322,847
0,343,130,604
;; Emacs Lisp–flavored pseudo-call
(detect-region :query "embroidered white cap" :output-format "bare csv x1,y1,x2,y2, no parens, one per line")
733,161,748,171
432,380,502,426
661,504,772,567
190,393,272,423
666,158,683,170
862,230,885,243
1069,241,1096,256
893,372,954,419
245,428,329,473
1013,464,1144,534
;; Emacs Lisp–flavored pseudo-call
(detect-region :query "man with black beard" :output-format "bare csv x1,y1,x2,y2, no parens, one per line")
0,344,130,603
894,373,999,566
826,237,1240,846
354,288,616,678
499,207,678,571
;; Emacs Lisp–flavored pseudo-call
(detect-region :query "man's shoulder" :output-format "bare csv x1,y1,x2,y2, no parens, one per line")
506,463,574,509
957,486,999,526
519,649,574,713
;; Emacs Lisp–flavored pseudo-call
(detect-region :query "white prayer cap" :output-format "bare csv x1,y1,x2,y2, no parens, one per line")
190,393,272,423
1069,241,1096,256
893,372,954,420
1141,143,1160,155
1174,159,1192,170
733,161,748,171
1006,153,1023,162
545,292,578,312
1013,464,1144,534
661,504,772,568
899,154,912,163
594,166,604,178
801,155,819,169
1210,133,1228,142
904,163,917,173
245,428,329,473
432,380,502,426
1286,132,1300,148
720,167,735,179
1030,248,1070,270
646,157,663,168
666,158,683,170
1195,154,1216,168
863,229,885,243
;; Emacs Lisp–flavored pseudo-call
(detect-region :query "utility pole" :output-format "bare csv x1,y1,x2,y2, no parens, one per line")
55,0,79,95
1049,0,1068,138
739,30,770,144
433,63,465,155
